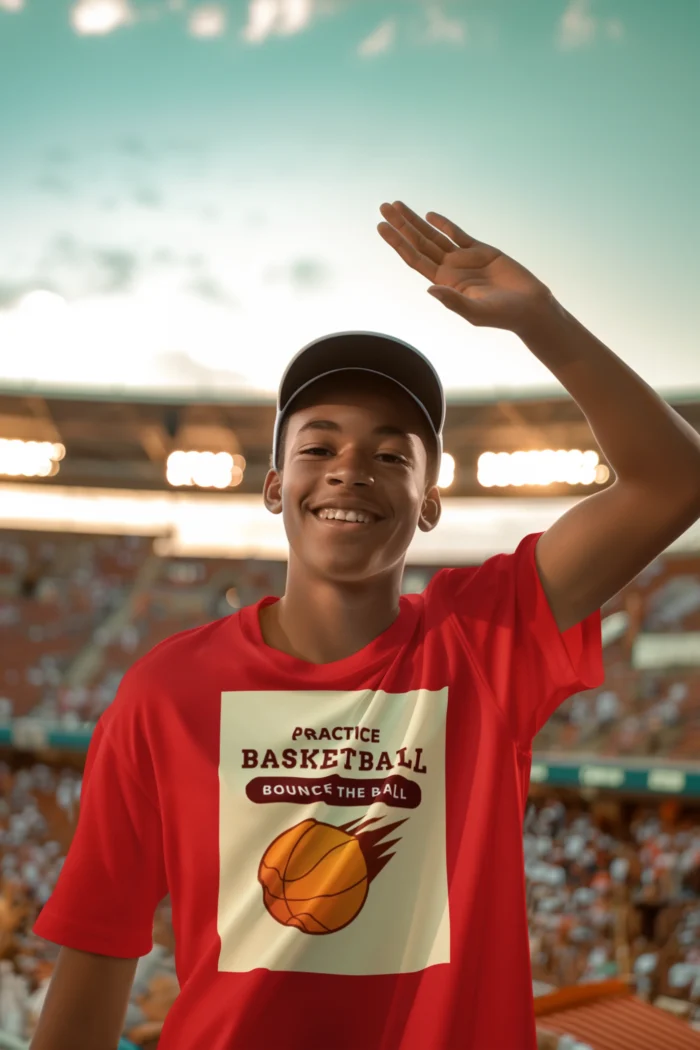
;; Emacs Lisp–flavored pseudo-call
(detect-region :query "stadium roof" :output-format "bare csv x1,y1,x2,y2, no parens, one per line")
2,390,699,498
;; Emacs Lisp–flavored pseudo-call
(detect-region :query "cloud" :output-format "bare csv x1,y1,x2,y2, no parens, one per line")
36,174,73,197
152,247,177,265
47,234,80,261
188,273,240,308
43,146,73,165
118,135,150,158
604,17,624,40
87,248,140,293
27,236,141,298
556,0,624,51
358,19,396,57
244,211,267,230
289,258,331,288
188,4,227,38
0,281,57,310
265,257,331,290
132,186,163,208
155,351,250,387
423,5,466,45
70,0,134,36
199,205,221,222
241,0,315,44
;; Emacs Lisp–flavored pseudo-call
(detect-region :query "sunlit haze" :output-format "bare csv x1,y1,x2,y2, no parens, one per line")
1,0,698,399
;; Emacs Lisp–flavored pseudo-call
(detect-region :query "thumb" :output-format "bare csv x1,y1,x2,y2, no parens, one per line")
427,285,479,324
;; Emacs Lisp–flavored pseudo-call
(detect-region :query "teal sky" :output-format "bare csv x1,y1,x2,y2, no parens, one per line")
0,0,698,399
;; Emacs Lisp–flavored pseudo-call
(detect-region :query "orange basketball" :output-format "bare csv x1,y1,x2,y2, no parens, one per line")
258,818,369,934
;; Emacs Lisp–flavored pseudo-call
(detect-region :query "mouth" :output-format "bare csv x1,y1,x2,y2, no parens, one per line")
310,506,381,528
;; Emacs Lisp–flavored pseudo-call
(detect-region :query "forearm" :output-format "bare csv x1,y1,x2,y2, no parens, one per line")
518,299,700,498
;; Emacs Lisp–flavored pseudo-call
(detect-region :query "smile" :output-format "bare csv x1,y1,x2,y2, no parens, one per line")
312,507,378,525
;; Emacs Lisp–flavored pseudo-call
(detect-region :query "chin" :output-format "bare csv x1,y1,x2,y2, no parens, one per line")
309,553,383,584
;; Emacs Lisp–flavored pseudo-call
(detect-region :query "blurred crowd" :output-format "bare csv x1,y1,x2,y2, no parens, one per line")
0,760,177,1045
526,798,700,1028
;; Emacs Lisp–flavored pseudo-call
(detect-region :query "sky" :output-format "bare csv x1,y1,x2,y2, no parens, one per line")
0,0,698,401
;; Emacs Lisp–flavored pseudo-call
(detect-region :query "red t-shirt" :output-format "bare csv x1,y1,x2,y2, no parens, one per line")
34,533,603,1050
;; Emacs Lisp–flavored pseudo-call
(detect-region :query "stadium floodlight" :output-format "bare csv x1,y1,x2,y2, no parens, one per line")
437,452,455,489
477,449,610,489
166,450,246,490
0,439,65,479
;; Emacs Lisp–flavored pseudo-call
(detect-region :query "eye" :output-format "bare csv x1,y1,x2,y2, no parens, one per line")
299,445,332,457
376,452,408,465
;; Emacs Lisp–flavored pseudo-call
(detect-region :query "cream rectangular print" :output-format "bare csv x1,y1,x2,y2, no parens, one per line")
217,688,450,975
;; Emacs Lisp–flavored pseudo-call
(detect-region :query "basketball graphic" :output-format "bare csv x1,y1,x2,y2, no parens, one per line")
258,815,406,935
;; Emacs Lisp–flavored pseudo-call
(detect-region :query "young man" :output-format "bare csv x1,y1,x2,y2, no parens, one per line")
31,202,700,1050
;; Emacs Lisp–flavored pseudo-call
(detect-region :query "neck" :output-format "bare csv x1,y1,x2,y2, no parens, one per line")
259,558,403,664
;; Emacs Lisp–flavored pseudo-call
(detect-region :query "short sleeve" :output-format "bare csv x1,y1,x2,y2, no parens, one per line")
426,532,604,748
33,669,168,958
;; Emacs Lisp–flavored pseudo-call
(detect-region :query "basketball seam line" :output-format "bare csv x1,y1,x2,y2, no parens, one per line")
283,874,369,902
284,838,360,884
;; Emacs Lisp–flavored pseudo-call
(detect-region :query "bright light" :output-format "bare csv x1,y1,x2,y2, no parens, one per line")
225,587,241,609
188,4,227,38
166,450,245,489
0,0,25,13
17,290,67,316
70,0,133,36
241,0,278,43
477,449,606,488
277,0,313,36
437,452,455,489
0,439,64,479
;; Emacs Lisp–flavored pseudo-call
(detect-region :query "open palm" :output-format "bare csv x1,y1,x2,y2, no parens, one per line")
377,201,553,333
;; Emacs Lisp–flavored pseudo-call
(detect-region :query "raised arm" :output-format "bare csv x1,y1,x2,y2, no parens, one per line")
377,200,700,630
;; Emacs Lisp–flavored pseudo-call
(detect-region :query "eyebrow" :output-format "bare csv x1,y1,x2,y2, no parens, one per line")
296,419,411,439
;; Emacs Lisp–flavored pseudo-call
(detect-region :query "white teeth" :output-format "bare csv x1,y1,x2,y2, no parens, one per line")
316,508,371,523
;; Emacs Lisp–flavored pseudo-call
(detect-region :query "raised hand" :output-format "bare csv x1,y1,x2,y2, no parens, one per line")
377,201,554,333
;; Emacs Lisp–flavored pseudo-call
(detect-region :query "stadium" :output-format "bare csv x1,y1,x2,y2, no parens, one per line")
1,3,699,1049
1,386,699,1048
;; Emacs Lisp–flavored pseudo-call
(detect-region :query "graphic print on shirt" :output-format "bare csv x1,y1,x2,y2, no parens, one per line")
258,814,406,935
218,688,449,976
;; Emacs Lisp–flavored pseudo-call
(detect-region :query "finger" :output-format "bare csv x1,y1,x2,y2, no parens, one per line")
377,221,438,283
425,211,478,249
379,203,445,266
386,201,458,257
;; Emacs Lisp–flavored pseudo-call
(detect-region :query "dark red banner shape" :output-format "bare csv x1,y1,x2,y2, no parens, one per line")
246,774,421,809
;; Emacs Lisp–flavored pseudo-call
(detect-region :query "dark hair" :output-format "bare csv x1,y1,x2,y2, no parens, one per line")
272,413,439,487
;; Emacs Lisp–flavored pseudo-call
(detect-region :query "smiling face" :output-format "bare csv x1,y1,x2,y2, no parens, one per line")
263,372,442,585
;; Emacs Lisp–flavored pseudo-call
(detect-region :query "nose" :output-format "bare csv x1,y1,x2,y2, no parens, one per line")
325,447,374,487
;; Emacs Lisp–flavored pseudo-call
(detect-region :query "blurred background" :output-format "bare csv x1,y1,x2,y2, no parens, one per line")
0,1,699,1048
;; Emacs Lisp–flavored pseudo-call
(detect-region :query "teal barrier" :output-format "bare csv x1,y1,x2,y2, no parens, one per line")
530,754,700,797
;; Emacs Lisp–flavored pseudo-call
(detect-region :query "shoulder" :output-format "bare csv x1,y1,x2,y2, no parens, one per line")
424,534,541,613
134,615,233,678
100,616,234,731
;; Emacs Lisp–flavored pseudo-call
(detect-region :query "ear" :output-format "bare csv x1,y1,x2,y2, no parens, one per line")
418,485,441,533
263,468,283,515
